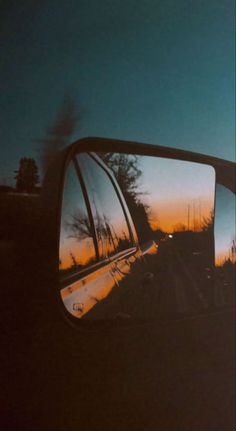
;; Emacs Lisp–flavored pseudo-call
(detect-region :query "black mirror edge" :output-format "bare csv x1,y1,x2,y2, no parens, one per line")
67,137,235,193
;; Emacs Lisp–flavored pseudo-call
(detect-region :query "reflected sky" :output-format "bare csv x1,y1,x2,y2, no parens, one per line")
77,154,132,258
139,156,215,232
214,185,236,265
59,161,96,272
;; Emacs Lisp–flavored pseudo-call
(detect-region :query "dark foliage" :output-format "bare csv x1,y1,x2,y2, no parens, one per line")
14,158,39,193
0,185,15,193
98,152,153,243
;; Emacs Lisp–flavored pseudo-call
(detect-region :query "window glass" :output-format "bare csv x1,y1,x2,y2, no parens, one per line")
59,161,96,277
77,154,132,259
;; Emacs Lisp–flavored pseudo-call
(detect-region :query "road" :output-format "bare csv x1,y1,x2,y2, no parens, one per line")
86,237,235,321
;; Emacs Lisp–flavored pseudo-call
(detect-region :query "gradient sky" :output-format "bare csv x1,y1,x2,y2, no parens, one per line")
0,0,235,185
139,156,215,231
214,184,236,264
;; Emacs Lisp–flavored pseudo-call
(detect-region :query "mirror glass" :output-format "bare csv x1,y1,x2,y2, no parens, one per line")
214,185,235,306
59,152,220,322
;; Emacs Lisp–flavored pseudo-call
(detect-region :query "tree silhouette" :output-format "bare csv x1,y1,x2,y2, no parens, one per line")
100,153,142,199
65,211,93,241
99,152,153,242
173,222,187,232
36,95,78,175
202,210,214,232
15,158,39,193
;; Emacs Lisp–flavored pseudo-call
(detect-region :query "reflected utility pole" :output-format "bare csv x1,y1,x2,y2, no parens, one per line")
199,199,202,230
193,202,196,232
187,204,190,231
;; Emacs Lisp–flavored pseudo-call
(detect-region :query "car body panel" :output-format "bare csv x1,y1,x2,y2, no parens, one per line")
60,247,146,319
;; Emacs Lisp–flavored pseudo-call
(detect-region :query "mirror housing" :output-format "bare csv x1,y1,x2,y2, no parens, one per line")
41,137,235,326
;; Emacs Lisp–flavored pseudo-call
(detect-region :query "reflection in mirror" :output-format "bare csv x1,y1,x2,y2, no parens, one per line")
76,154,133,258
59,152,218,321
59,161,97,278
214,185,235,306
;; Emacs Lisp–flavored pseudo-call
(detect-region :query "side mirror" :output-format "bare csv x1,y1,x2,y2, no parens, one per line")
42,137,235,326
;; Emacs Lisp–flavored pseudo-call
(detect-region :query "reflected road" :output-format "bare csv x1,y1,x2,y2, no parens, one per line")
86,237,235,321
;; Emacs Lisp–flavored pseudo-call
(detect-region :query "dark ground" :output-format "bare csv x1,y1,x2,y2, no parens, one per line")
1,236,235,431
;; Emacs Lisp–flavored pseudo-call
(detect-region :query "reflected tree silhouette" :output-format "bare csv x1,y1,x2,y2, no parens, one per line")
98,152,153,242
99,153,142,199
60,210,96,275
65,207,131,258
202,210,214,232
65,209,115,254
95,214,120,256
173,223,187,233
65,211,93,241
70,252,78,267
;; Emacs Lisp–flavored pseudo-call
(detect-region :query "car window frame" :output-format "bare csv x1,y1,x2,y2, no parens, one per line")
77,152,138,257
89,152,138,245
58,158,99,283
60,152,138,287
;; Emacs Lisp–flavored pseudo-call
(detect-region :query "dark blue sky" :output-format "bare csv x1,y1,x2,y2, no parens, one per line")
0,0,235,184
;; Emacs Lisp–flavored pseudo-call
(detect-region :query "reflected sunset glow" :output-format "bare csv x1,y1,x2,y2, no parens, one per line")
61,263,117,318
150,198,213,233
59,237,95,269
139,156,215,233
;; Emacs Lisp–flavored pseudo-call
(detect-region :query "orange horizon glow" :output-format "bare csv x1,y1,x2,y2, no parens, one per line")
215,252,236,267
59,238,95,270
59,221,131,270
149,198,213,233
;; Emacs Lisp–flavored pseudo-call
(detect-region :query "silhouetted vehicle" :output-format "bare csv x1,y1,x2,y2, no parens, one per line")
1,138,235,431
